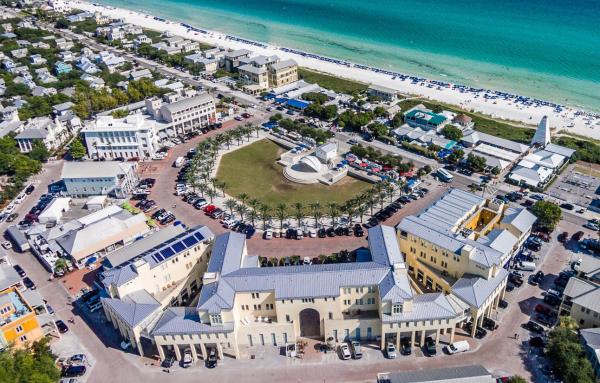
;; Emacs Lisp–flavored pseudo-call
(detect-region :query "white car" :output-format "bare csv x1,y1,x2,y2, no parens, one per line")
584,222,599,231
264,229,273,240
1,241,12,250
303,256,312,265
386,343,397,359
339,343,351,360
182,348,193,368
308,228,317,238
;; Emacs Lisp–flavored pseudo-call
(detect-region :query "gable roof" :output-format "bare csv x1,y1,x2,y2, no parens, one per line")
102,290,160,327
451,269,509,308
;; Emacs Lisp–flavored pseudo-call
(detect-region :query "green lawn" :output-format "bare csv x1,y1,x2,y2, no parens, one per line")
216,139,371,209
298,68,368,95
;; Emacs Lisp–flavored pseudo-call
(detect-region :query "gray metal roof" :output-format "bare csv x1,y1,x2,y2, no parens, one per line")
476,132,529,154
484,228,518,256
61,161,134,179
577,254,600,280
544,143,576,158
563,277,597,300
152,307,234,335
451,269,508,309
0,264,22,291
417,189,484,233
105,225,186,268
501,207,537,234
161,94,214,114
379,364,493,383
102,290,160,328
270,59,297,71
381,293,461,323
581,327,600,350
197,225,412,315
15,128,47,140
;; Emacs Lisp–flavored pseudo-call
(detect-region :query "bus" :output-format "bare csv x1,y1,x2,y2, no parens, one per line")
436,168,454,183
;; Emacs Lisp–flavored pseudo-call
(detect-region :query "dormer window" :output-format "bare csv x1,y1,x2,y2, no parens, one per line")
392,303,403,314
210,314,222,325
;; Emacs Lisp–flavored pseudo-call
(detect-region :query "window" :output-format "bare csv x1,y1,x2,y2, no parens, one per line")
392,304,403,314
210,314,222,324
15,325,23,333
328,312,333,320
355,299,363,305
286,314,290,322
19,335,27,342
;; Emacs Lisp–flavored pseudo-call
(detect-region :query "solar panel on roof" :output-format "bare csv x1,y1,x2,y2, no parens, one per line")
194,232,205,242
160,247,175,259
182,235,199,247
172,241,185,253
152,253,164,263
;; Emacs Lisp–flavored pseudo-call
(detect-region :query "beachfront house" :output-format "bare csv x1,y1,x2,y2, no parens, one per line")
224,49,251,72
368,84,398,102
404,105,448,131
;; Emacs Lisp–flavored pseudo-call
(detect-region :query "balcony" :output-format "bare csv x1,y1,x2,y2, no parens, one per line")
341,310,379,320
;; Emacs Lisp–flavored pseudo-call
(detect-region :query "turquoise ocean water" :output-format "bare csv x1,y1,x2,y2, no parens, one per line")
97,0,600,111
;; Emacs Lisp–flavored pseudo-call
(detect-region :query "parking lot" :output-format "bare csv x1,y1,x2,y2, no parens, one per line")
546,164,600,210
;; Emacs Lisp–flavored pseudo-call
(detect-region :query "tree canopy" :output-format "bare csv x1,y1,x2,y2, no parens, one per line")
441,125,463,141
0,338,61,383
531,201,562,230
466,153,487,172
69,137,86,160
546,326,595,383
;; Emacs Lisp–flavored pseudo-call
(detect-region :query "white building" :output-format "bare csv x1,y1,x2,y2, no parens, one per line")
145,93,216,136
61,161,138,198
15,117,68,153
38,197,71,225
82,114,160,160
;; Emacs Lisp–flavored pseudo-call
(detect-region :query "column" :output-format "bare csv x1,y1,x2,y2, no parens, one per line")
217,343,224,359
380,333,386,350
135,338,144,357
233,341,240,359
470,316,477,338
478,314,484,327
395,331,400,350
174,345,182,360
450,327,456,343
157,344,165,360
189,344,198,361
420,331,425,346
200,343,207,360
434,328,440,344
410,331,416,347
500,287,506,301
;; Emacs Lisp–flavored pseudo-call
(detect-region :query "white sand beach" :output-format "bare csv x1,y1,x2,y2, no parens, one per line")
70,0,600,140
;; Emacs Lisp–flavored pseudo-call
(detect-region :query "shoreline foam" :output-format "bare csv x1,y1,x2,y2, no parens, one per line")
69,0,600,140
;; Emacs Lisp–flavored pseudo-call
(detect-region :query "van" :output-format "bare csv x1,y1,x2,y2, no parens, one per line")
89,301,102,313
173,156,185,168
519,261,536,272
445,340,470,354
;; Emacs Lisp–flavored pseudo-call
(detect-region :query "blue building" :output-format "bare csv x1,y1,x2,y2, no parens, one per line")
54,61,73,76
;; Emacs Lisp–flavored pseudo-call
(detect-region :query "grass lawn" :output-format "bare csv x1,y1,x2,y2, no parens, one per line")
216,139,371,209
298,68,368,95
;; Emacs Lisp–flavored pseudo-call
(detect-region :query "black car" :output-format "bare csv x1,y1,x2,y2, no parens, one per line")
326,227,336,237
354,225,364,237
160,214,175,225
318,228,327,238
524,320,545,334
22,277,36,290
24,184,35,194
560,203,574,210
152,209,166,220
529,336,546,348
161,355,175,368
506,283,515,292
55,320,69,333
205,348,217,369
544,294,561,307
529,271,544,286
13,265,26,278
474,327,487,339
498,299,509,309
482,317,498,331
62,365,86,377
424,336,436,356
400,339,412,355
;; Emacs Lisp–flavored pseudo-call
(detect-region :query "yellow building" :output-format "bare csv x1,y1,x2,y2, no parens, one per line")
268,59,298,88
0,288,44,348
397,189,537,337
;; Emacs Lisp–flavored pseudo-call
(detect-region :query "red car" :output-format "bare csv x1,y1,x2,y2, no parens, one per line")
535,304,552,316
203,205,216,214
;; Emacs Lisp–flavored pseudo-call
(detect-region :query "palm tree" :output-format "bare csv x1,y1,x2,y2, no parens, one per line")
384,182,395,203
327,202,339,229
235,203,248,221
253,124,260,137
379,192,386,210
237,193,249,208
206,188,217,203
248,198,260,213
224,199,237,217
275,203,287,232
342,202,355,224
258,204,271,230
217,180,227,197
292,202,304,227
223,131,233,149
309,202,322,228
356,204,367,223
248,210,258,227
197,182,208,198
366,195,376,216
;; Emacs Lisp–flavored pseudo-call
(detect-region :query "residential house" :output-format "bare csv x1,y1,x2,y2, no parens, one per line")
54,61,73,75
15,117,68,153
368,84,398,102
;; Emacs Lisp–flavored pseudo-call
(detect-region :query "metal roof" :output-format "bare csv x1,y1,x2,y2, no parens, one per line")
0,264,21,291
61,161,135,179
102,290,160,328
161,94,213,114
152,307,234,335
451,269,508,309
379,364,493,383
501,207,537,234
381,293,461,322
